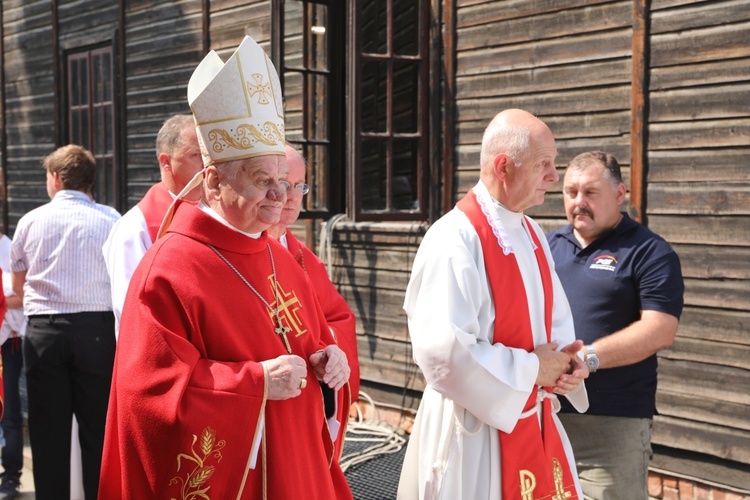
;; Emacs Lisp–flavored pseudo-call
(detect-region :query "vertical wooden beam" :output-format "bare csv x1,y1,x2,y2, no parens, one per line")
630,0,650,224
202,0,211,55
52,0,60,146
0,0,7,232
117,0,127,212
440,0,456,217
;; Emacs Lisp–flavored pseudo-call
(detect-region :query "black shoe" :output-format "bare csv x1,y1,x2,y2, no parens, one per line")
0,473,20,499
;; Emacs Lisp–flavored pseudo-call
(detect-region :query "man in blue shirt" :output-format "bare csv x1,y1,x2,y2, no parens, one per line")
547,151,684,500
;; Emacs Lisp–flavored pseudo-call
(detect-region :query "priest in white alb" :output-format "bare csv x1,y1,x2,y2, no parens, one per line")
398,109,590,500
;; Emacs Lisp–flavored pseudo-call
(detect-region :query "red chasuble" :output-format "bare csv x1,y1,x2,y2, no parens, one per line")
99,202,353,500
285,231,359,459
457,190,577,500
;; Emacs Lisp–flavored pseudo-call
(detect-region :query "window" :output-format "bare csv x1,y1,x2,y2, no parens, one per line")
67,47,117,206
355,0,429,220
274,0,344,218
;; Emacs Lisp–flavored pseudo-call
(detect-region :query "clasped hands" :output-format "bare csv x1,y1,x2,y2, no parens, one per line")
533,339,589,395
264,344,350,400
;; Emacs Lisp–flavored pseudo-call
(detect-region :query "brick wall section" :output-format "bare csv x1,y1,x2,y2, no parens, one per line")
648,471,750,500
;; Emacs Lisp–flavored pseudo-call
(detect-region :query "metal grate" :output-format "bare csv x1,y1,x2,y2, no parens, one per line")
343,433,408,500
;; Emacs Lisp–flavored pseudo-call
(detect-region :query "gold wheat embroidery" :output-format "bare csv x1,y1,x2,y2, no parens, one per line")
169,427,226,500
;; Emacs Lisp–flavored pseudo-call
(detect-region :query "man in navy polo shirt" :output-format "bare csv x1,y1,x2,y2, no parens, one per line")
547,151,684,500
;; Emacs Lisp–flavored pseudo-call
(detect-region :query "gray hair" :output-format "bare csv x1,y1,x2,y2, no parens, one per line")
155,114,194,159
480,123,530,168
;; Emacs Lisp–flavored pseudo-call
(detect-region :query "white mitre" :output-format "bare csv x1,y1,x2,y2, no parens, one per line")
187,35,285,165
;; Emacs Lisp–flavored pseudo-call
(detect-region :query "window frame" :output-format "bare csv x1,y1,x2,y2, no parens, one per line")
272,0,345,220
350,0,430,221
65,45,118,207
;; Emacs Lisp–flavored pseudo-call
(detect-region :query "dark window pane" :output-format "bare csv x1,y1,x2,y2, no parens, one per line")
71,110,82,144
393,140,419,211
393,0,419,55
393,61,419,134
361,139,387,212
70,59,80,106
93,54,103,103
309,3,328,71
283,71,303,139
361,0,387,54
105,105,113,154
284,0,304,66
102,53,112,102
361,61,387,133
307,143,329,211
95,106,105,154
307,73,328,141
79,59,89,105
81,108,90,150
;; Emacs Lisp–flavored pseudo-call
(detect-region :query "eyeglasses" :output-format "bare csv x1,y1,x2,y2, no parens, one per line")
287,183,310,195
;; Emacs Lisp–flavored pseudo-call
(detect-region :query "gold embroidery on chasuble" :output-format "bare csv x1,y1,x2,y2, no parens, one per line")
169,427,226,500
267,276,308,338
520,469,536,500
552,458,572,500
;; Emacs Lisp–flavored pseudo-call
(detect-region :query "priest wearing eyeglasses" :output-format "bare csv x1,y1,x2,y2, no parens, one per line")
99,36,353,499
267,144,360,461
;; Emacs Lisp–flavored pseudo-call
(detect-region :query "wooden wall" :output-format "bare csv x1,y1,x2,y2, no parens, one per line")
2,0,59,226
645,0,750,465
450,0,750,467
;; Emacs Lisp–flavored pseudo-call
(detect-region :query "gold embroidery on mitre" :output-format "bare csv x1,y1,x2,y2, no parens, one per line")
206,122,284,153
169,426,226,500
520,469,536,500
552,457,572,500
267,277,308,338
247,74,273,105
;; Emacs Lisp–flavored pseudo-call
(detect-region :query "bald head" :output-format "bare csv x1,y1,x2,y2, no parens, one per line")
478,109,559,212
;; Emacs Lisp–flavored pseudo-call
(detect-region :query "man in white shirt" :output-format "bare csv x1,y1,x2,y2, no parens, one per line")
102,114,203,332
10,144,120,499
398,109,589,499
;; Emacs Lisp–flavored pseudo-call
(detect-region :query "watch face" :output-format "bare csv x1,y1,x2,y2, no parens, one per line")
586,356,599,370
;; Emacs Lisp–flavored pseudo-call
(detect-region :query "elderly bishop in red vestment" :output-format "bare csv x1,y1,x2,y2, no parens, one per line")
99,36,353,500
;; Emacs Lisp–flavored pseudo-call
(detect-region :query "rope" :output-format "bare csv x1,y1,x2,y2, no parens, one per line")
339,391,409,473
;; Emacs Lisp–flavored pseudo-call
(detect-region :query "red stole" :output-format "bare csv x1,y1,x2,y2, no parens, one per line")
457,190,577,500
136,183,174,243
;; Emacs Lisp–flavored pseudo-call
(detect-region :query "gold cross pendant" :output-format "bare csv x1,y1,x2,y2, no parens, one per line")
275,319,292,353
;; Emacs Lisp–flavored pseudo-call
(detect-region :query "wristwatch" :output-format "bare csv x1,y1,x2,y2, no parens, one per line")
585,345,599,372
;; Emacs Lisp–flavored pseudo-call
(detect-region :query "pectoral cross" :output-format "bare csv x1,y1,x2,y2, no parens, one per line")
275,317,292,353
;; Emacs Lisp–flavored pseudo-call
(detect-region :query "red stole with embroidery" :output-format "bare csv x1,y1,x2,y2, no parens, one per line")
457,189,577,500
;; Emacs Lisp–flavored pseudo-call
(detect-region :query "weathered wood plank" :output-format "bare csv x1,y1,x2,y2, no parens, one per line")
648,118,750,150
456,59,631,99
650,0,750,35
456,86,631,124
457,0,613,29
661,336,750,370
647,182,750,215
457,1,631,51
647,215,750,247
674,244,750,280
683,277,748,311
357,335,426,392
650,22,750,68
650,58,750,91
656,390,750,432
678,306,749,345
652,415,750,464
650,83,750,121
648,149,750,183
657,358,750,405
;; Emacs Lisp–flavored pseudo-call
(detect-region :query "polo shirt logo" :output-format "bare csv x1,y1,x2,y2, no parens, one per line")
590,254,618,272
